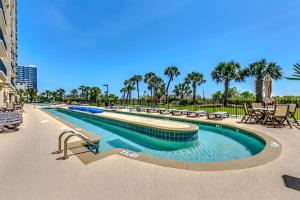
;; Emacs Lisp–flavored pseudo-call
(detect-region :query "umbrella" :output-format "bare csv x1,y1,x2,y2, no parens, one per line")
264,74,272,103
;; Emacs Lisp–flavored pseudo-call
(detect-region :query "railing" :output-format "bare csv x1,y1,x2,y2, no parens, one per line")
52,130,99,160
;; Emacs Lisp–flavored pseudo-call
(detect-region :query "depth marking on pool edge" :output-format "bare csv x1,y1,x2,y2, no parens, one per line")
120,150,139,158
40,120,49,124
270,141,279,148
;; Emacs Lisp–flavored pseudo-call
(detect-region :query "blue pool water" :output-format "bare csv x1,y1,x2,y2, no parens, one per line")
46,108,265,162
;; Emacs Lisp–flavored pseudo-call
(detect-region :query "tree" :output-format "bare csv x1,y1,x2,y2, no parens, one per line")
16,89,26,103
285,62,300,81
247,59,282,102
124,79,135,103
130,75,143,103
227,87,240,98
212,91,223,101
57,88,65,101
173,83,191,99
26,88,37,103
211,61,246,106
164,66,180,103
240,91,255,99
78,85,86,102
50,91,58,102
120,88,127,100
152,76,164,99
45,90,51,101
84,86,91,102
90,87,101,103
70,89,79,99
184,72,206,104
144,72,156,99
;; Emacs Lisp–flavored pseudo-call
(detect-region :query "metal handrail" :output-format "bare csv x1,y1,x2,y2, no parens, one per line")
56,130,76,153
52,130,99,160
62,133,99,159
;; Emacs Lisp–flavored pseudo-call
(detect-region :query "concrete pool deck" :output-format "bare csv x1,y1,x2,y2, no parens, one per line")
0,104,300,199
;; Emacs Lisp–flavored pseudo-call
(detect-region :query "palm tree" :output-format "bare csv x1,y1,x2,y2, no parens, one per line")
70,89,78,99
173,83,191,99
57,88,65,101
90,87,101,103
152,76,164,99
50,91,58,102
130,75,143,103
247,59,283,102
285,62,300,81
84,86,91,102
124,79,135,103
16,89,26,103
184,72,206,104
164,66,180,104
26,88,37,103
45,90,51,101
211,61,246,106
120,88,127,100
78,85,86,102
144,72,156,99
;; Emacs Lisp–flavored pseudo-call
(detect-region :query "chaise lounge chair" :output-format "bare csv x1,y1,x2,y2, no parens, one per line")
207,111,229,120
187,110,207,118
0,111,23,130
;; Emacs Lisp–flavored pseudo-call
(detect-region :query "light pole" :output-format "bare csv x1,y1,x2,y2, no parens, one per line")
103,84,109,107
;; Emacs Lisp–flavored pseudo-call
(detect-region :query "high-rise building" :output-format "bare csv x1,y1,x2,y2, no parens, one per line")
0,0,17,108
16,65,38,90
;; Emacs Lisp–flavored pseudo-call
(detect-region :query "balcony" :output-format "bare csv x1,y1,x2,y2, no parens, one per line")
0,58,7,82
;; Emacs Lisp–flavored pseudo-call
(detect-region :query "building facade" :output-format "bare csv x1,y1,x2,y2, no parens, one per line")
16,65,37,90
0,0,17,108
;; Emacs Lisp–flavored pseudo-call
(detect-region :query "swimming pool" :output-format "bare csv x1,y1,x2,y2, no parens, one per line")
45,108,265,163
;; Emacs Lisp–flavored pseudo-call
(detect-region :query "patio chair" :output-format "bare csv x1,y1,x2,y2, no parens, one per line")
288,104,299,126
241,103,263,123
265,105,292,128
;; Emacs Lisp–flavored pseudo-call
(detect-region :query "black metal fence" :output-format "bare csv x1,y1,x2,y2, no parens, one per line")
95,99,300,120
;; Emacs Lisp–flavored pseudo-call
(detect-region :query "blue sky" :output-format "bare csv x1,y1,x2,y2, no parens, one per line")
18,0,300,97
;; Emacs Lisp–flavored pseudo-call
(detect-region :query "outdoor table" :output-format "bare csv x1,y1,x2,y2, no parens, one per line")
251,107,274,123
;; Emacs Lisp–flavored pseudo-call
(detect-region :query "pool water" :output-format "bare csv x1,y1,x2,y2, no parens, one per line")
46,108,265,162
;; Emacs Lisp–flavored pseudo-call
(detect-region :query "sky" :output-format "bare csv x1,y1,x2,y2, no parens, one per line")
18,0,300,97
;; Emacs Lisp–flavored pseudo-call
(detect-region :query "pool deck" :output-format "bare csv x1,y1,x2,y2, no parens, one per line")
1,104,300,199
61,106,198,132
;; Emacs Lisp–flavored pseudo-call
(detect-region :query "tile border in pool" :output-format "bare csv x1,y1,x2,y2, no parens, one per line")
42,108,282,171
57,107,199,142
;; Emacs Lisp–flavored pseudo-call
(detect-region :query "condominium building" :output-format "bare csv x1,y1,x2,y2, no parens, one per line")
0,0,17,108
16,65,37,90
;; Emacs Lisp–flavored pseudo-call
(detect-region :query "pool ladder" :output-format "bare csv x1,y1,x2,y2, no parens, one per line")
53,130,99,159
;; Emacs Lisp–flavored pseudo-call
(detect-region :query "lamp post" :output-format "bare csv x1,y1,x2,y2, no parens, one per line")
103,84,109,107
